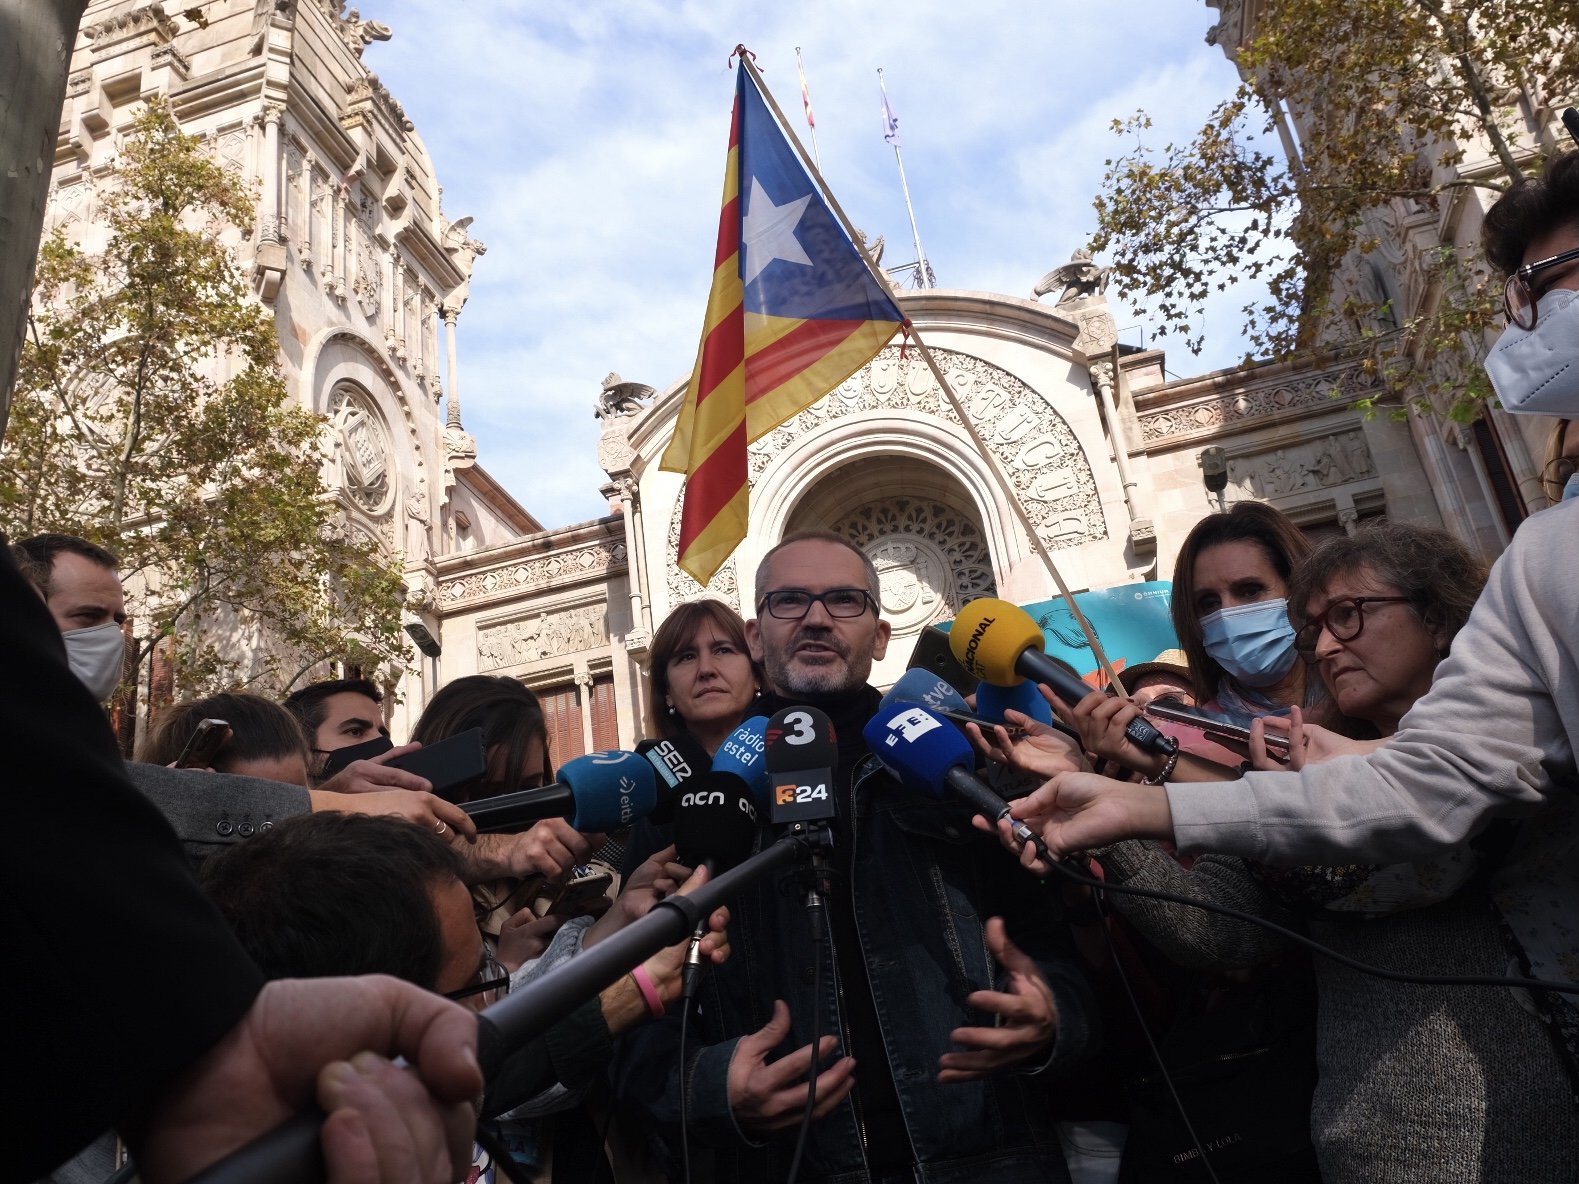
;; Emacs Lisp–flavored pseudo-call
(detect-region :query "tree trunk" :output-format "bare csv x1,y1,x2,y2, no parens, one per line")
0,0,88,437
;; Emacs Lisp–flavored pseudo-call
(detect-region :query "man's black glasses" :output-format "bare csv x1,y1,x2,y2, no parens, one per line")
757,587,876,620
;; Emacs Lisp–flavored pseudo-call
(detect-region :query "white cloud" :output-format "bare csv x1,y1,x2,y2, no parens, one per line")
369,0,1265,528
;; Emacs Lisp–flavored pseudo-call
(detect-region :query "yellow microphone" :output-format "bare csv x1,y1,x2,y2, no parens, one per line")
950,598,1177,757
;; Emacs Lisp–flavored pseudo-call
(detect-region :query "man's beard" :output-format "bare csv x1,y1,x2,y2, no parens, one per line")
766,626,871,696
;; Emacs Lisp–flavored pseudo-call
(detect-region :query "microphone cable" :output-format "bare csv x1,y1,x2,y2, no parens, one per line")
785,863,830,1184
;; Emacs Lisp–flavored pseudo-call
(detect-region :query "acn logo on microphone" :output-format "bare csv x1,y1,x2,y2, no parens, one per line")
883,707,943,746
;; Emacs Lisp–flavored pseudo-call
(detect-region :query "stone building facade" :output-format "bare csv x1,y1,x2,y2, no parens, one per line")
45,0,1559,762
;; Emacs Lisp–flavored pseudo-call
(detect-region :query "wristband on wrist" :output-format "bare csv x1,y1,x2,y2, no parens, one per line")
630,964,665,1017
1140,747,1180,785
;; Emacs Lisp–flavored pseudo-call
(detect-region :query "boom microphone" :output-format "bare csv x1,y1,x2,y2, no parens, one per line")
461,750,657,833
950,598,1177,758
863,702,1051,861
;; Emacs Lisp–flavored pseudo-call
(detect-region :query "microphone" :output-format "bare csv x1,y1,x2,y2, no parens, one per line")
461,750,657,833
712,715,772,808
765,705,838,826
637,733,712,823
975,678,1056,729
950,598,1176,758
882,667,972,716
672,769,760,1001
862,701,1053,863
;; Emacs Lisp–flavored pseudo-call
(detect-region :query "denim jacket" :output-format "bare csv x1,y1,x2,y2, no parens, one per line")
614,688,1096,1183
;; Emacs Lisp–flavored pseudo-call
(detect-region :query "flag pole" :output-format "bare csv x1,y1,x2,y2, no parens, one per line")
795,47,821,173
878,68,934,288
736,51,1129,695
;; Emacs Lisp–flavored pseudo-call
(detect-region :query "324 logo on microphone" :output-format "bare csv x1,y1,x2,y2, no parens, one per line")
775,782,829,806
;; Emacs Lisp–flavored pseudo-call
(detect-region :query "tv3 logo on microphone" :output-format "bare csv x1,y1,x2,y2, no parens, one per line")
882,707,944,747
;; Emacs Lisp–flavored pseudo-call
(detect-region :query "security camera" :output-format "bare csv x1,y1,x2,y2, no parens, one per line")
405,620,441,658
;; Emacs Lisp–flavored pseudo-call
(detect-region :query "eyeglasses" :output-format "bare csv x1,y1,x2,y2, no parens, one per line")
757,587,876,620
1294,596,1412,656
1543,455,1577,498
445,944,510,1008
1504,246,1579,329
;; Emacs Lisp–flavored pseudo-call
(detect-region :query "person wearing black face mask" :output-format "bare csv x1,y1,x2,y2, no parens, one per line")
283,676,393,780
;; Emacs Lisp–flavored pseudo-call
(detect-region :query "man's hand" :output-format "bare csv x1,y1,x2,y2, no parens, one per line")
464,818,600,883
939,918,1059,1083
318,742,434,796
1008,771,1174,857
728,1000,856,1133
310,787,476,842
128,976,482,1184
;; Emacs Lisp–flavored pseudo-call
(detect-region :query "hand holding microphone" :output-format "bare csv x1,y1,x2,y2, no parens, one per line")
949,599,1177,761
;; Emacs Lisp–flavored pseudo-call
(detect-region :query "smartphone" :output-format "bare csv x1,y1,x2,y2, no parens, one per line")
386,727,487,797
935,707,1029,738
319,733,395,780
1141,699,1292,759
175,718,233,769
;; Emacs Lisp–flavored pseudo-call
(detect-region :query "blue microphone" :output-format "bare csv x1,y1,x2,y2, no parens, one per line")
881,667,972,716
975,679,1056,729
713,715,772,809
862,702,1049,858
462,750,658,833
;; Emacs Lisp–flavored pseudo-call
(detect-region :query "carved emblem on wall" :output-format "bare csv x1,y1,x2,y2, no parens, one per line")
326,384,394,515
663,512,742,612
1224,432,1376,501
833,497,999,633
477,604,608,671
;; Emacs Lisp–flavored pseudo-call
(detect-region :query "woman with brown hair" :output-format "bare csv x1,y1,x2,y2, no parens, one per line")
646,597,764,754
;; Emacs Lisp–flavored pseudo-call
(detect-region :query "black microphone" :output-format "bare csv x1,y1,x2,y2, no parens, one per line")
672,772,760,999
636,733,713,824
461,750,657,832
764,705,838,826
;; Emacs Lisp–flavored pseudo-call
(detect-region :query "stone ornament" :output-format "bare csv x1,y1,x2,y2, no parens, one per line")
1224,432,1377,501
1137,361,1377,446
834,497,999,633
442,542,627,606
326,384,394,516
478,604,608,671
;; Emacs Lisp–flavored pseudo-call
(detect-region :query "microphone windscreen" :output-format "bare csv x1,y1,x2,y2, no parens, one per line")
765,706,838,773
862,702,975,799
713,716,771,807
976,678,1055,728
882,667,973,716
637,733,712,823
950,598,1044,686
673,772,759,873
558,751,658,832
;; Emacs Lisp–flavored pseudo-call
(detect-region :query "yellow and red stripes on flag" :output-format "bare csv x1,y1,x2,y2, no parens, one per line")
661,94,750,586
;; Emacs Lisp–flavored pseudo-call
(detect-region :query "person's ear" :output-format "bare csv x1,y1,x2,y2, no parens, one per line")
871,618,892,662
745,617,765,664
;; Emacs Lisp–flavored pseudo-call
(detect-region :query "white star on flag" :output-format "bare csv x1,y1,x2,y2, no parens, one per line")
741,177,813,285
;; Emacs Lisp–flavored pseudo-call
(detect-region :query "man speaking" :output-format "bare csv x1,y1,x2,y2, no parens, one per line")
617,532,1094,1183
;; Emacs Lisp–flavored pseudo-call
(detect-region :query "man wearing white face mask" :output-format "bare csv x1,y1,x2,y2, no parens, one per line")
1004,145,1579,1100
11,534,128,702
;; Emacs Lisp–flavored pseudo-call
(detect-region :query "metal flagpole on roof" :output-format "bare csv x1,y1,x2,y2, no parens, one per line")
878,68,934,289
795,47,821,172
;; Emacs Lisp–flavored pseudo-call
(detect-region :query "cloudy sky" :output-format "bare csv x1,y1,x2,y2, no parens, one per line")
366,1,1259,530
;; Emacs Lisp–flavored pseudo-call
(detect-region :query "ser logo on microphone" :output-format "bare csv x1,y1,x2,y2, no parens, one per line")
650,741,693,784
882,707,944,746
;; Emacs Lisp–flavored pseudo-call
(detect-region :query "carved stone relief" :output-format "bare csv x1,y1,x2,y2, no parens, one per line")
442,542,627,606
1136,363,1377,445
1224,432,1376,501
833,497,998,633
477,604,608,671
326,384,395,516
664,511,742,613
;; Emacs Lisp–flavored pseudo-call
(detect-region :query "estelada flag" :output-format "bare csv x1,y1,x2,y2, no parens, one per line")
661,60,906,586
